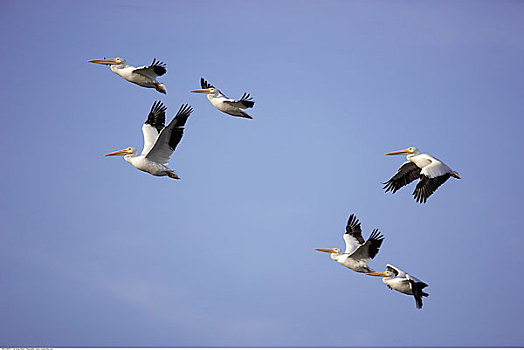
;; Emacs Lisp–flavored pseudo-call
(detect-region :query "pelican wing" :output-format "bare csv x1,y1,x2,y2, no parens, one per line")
384,161,421,194
386,264,404,277
343,214,364,254
407,276,429,309
349,229,384,261
222,93,255,109
200,77,215,89
146,104,193,165
413,157,454,202
134,58,167,78
141,101,167,155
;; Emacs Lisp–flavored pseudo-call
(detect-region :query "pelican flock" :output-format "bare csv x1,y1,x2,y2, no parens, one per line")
105,102,193,179
384,146,460,203
315,214,384,273
88,57,167,94
88,53,463,312
190,78,255,119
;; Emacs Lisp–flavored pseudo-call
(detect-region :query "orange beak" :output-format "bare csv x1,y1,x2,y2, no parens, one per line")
88,58,119,65
105,148,132,156
189,88,213,93
314,248,338,253
384,148,412,156
365,271,388,277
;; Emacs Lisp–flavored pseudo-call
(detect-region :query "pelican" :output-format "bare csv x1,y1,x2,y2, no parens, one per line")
383,147,460,203
88,57,167,94
366,264,429,309
190,78,255,119
105,101,193,179
315,214,384,273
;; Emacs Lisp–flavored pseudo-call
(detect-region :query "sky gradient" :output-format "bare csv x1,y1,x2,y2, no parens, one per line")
1,0,524,347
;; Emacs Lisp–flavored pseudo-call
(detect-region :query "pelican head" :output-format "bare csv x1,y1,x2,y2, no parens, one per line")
88,57,126,66
315,248,341,260
451,171,461,179
104,147,137,157
384,146,420,156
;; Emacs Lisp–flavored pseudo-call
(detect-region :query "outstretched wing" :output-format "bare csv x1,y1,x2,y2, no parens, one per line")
349,229,384,261
222,92,255,109
413,173,451,203
141,101,167,155
343,214,364,254
134,58,167,78
408,277,429,309
146,104,193,165
412,158,454,203
384,161,421,194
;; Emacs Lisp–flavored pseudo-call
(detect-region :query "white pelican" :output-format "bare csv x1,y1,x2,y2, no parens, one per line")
105,101,193,179
366,264,429,309
315,214,384,273
383,147,461,203
190,78,255,119
88,57,167,94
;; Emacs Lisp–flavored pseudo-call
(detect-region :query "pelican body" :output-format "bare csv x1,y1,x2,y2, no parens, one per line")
190,78,254,119
105,102,193,179
383,147,460,203
367,264,429,309
315,214,384,273
88,57,167,94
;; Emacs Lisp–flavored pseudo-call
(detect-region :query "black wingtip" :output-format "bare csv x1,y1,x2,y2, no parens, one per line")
150,100,167,115
176,104,194,117
415,296,423,309
240,92,255,108
369,229,384,242
151,58,167,76
200,77,214,89
347,214,360,229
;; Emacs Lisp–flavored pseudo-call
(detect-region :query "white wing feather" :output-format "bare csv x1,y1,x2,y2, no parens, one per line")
420,158,452,178
141,124,160,156
343,234,360,255
133,66,157,80
146,130,172,166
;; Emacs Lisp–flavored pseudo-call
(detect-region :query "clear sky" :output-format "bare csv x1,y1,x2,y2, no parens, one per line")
1,0,523,347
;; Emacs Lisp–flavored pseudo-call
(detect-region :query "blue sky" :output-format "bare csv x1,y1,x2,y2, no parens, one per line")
1,0,523,347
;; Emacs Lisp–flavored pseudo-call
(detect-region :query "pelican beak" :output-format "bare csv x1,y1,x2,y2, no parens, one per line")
105,148,132,156
189,88,213,94
88,58,119,65
365,271,388,277
314,248,338,253
384,148,412,156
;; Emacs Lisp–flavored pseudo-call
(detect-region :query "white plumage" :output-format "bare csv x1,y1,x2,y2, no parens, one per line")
105,101,193,179
384,146,460,203
190,77,255,119
366,264,429,309
88,57,167,94
315,214,384,273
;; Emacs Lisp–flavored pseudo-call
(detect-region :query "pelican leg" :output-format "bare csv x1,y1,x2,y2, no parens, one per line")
166,170,180,179
240,112,253,119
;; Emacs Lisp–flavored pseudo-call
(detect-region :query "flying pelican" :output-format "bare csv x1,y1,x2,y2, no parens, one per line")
190,78,255,119
315,214,384,273
383,147,460,203
88,57,167,94
105,101,193,179
366,264,429,309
